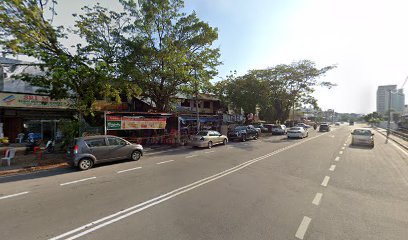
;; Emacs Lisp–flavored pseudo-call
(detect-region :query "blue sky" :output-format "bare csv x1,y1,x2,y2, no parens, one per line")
53,0,408,114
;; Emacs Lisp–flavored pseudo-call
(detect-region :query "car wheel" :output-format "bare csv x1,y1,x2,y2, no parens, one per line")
241,135,246,142
254,134,258,140
131,150,142,161
78,158,93,171
208,141,213,149
306,132,309,137
223,139,227,145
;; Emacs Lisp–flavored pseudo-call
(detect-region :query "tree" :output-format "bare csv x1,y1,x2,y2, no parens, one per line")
121,0,221,112
0,0,141,114
216,60,336,122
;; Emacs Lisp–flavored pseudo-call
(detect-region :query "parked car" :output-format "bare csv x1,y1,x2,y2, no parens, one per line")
351,128,374,148
271,124,287,135
248,125,262,134
296,123,311,129
319,123,331,132
66,135,143,170
287,127,308,139
335,122,341,126
228,125,259,142
191,130,228,149
253,124,269,133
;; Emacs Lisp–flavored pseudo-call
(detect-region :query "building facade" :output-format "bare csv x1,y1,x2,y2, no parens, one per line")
377,85,405,115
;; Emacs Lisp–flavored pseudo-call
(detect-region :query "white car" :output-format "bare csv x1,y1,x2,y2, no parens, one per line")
191,130,228,149
287,127,308,139
351,128,374,148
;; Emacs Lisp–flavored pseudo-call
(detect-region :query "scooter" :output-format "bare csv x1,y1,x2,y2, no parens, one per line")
45,139,55,153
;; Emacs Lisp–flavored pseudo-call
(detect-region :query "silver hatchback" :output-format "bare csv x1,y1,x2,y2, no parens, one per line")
67,135,143,170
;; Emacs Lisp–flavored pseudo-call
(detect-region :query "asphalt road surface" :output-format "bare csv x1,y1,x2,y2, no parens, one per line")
1,124,407,240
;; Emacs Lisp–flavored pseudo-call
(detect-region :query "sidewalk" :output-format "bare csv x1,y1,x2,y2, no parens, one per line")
374,127,408,150
0,144,189,177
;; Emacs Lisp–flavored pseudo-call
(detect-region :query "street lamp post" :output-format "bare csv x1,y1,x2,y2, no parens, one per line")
386,89,391,143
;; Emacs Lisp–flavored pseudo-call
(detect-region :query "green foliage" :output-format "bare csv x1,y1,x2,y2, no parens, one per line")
363,112,384,123
59,119,80,149
215,60,336,122
121,0,221,111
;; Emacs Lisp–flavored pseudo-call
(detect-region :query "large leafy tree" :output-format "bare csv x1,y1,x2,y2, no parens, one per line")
0,0,141,113
121,0,221,112
216,60,336,122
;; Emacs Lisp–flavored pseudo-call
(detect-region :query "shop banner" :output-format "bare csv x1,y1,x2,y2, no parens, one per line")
0,93,69,109
106,116,167,130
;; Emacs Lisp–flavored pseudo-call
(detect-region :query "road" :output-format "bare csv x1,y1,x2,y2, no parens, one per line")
1,124,408,240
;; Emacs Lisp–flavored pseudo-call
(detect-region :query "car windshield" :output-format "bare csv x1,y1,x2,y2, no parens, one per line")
234,126,247,130
353,129,372,136
197,131,209,136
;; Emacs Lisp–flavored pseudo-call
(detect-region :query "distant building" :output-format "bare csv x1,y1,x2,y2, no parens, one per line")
376,85,405,115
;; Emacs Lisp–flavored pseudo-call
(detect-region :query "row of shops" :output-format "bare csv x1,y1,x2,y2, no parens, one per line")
0,92,245,145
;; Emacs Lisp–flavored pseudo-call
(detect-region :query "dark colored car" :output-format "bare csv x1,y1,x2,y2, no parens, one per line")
66,135,143,170
319,124,330,132
228,125,259,142
253,124,269,133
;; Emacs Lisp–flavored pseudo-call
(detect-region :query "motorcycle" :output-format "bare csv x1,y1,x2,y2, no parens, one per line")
45,139,55,153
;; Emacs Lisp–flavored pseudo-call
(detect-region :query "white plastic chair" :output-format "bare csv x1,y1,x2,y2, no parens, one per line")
15,133,25,143
1,148,16,166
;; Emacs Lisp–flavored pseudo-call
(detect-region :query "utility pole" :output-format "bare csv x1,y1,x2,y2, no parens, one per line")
194,69,200,132
386,89,391,143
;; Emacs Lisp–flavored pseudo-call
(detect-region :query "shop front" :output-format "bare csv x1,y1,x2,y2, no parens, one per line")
0,92,73,142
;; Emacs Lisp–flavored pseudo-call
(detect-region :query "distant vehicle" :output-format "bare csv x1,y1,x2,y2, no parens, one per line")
296,123,311,129
253,124,269,133
335,122,340,126
248,125,262,134
66,135,143,170
349,121,355,125
228,125,259,142
287,127,308,139
319,123,330,132
191,130,228,149
271,125,287,135
351,128,374,148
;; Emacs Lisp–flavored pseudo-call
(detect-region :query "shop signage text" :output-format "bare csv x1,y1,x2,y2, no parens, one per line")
107,116,167,130
0,93,69,109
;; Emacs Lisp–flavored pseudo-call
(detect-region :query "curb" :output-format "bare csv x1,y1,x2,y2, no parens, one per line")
374,128,408,151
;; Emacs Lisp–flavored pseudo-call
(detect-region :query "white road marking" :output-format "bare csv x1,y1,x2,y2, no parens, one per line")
204,150,215,154
341,146,345,150
185,155,198,158
49,132,330,240
321,176,330,187
334,156,340,161
343,143,346,146
60,177,96,186
156,160,174,165
0,191,29,200
339,151,343,154
329,165,336,171
295,216,312,239
312,193,323,206
117,167,142,174
227,146,234,149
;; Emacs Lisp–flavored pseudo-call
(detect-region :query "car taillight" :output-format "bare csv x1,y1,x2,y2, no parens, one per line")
74,144,79,154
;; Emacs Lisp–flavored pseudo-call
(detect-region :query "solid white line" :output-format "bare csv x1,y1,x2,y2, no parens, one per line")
185,155,198,158
0,191,29,200
329,165,336,171
334,156,340,161
321,176,330,187
295,216,312,239
204,150,215,154
339,151,343,155
49,132,330,240
60,177,96,186
156,160,174,165
312,193,323,206
117,167,142,173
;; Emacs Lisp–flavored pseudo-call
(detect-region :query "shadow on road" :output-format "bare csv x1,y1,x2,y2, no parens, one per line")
348,144,374,150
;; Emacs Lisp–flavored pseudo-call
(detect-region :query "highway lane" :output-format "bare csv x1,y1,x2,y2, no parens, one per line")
3,125,407,240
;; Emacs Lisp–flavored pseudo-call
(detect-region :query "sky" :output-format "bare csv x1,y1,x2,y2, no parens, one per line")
51,0,408,114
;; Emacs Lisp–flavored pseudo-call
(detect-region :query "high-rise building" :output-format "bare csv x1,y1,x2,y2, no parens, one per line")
376,85,405,114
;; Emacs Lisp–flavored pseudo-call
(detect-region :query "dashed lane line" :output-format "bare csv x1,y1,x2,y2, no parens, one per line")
204,151,215,154
295,216,312,239
117,167,142,174
334,156,340,161
339,151,343,155
185,155,198,158
156,160,174,165
329,165,336,171
60,177,97,186
312,193,323,206
0,191,29,200
321,176,330,187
